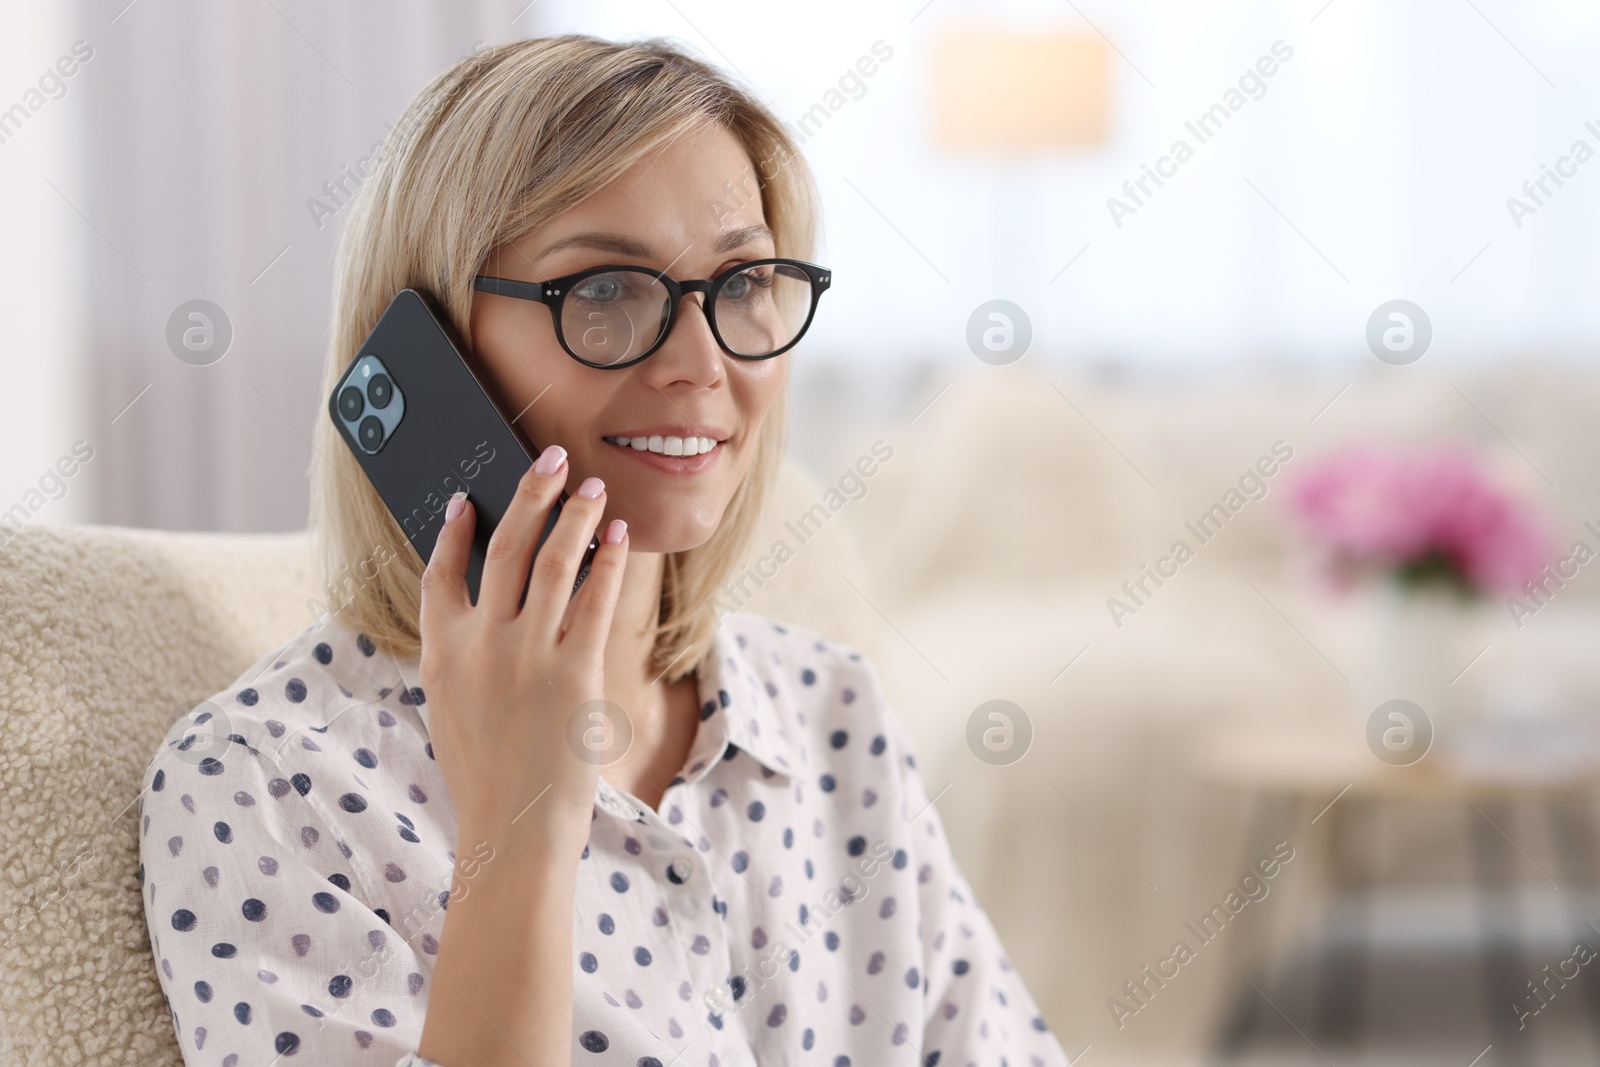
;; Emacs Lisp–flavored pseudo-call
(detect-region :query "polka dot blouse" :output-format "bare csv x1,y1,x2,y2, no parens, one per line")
138,610,1067,1066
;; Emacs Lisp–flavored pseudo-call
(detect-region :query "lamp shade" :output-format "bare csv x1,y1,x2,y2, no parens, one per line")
927,25,1111,153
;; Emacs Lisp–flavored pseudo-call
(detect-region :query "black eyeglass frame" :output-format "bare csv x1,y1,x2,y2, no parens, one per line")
472,257,832,370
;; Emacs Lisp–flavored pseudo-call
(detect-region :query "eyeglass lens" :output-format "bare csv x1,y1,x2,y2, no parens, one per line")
562,264,814,366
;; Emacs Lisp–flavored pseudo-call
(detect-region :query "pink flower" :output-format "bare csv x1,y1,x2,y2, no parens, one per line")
1288,444,1549,596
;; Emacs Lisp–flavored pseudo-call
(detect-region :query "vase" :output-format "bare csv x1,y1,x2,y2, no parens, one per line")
1362,581,1468,730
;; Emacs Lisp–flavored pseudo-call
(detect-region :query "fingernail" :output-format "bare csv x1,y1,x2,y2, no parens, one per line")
603,518,627,545
534,445,567,477
576,476,604,500
445,491,466,521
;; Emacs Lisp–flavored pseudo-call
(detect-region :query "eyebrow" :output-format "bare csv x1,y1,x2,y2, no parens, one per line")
533,223,775,264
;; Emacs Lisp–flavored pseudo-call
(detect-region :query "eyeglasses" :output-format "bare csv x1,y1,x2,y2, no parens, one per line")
473,257,832,370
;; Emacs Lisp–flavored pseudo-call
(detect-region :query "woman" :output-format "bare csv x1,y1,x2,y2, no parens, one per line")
138,34,1068,1067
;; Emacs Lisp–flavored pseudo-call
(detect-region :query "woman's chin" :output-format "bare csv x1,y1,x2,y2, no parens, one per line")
616,514,723,556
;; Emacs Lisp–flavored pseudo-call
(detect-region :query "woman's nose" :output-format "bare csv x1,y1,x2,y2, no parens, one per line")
649,291,724,381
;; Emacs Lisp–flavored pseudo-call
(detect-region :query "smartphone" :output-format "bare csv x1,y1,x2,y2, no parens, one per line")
326,288,598,607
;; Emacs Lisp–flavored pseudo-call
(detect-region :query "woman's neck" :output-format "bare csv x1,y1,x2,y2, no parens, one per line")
599,548,667,682
590,549,701,811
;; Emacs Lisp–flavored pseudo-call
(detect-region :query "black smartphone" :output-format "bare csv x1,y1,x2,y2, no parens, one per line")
326,288,598,607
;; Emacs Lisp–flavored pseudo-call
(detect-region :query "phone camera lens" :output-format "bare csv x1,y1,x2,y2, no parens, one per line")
367,373,393,409
358,415,384,452
338,385,364,422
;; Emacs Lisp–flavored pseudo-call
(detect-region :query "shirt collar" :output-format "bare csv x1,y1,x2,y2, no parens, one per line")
677,615,800,784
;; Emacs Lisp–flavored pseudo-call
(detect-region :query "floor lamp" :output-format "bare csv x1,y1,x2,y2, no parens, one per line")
926,25,1111,336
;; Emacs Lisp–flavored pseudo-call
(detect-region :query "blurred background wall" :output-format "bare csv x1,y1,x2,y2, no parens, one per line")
6,2,1600,1064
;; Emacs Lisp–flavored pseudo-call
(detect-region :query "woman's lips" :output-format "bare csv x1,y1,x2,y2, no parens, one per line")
602,438,722,474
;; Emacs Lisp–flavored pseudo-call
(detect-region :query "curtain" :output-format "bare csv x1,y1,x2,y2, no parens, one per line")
77,0,544,532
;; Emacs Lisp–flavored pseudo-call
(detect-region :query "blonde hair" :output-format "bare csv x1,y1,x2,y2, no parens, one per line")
307,34,820,681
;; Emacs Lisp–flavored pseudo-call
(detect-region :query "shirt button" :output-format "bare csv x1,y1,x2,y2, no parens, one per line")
668,858,693,884
703,989,721,1012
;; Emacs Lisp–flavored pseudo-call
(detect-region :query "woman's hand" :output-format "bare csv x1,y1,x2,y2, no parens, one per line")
414,445,625,1067
417,444,629,855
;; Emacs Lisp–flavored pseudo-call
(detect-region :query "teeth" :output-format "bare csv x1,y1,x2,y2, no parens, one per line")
605,434,719,457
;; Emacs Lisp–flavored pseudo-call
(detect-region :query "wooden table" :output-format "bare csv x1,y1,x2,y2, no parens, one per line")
1189,716,1600,1064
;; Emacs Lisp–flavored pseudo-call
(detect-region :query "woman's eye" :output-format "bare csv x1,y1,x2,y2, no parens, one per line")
722,269,772,302
576,277,621,302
